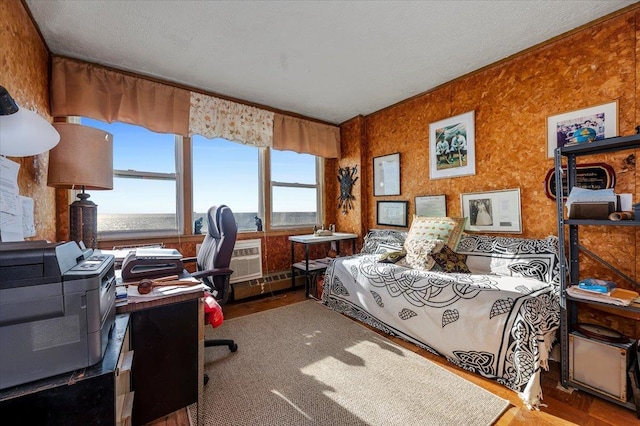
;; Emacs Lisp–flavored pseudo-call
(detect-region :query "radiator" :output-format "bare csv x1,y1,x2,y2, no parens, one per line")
229,239,263,284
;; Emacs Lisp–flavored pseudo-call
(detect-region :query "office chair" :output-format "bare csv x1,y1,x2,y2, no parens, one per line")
183,205,238,377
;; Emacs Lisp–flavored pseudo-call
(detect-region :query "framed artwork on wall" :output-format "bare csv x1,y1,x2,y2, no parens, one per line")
429,111,475,180
460,188,522,233
377,201,408,227
415,194,447,217
546,100,618,158
373,153,400,196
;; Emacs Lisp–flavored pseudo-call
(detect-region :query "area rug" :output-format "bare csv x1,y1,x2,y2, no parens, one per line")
189,300,510,425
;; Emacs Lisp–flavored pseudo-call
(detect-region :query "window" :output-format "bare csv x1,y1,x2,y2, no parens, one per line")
82,118,181,237
191,136,260,233
270,149,320,228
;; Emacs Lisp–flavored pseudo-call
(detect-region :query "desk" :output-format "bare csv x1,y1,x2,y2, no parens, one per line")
289,233,358,298
117,288,204,426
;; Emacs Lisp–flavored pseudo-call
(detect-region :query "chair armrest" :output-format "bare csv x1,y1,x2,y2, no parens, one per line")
191,267,234,280
182,256,197,264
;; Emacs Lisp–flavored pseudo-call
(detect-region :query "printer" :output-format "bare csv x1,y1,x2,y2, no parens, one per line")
0,240,116,390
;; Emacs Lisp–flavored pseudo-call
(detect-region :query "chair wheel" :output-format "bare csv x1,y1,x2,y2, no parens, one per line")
230,343,238,352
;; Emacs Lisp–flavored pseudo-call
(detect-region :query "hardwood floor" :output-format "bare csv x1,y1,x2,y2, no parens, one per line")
147,289,639,426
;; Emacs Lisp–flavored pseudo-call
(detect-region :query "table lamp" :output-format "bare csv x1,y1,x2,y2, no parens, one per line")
0,86,60,156
48,123,113,248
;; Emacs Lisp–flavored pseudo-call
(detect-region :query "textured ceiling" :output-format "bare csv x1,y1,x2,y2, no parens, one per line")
26,0,635,124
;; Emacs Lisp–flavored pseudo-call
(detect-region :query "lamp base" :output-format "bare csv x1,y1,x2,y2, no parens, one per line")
69,193,97,249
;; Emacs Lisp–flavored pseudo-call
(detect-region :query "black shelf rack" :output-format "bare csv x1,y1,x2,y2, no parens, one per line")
554,133,640,414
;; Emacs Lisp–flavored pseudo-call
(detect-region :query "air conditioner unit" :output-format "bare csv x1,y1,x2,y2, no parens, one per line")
229,239,263,284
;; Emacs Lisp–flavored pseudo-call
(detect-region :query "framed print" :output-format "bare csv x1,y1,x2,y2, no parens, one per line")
429,111,475,180
546,100,618,158
415,194,447,217
373,153,400,196
460,188,522,233
377,201,408,227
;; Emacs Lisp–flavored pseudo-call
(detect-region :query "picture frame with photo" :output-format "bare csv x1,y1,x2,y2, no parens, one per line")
546,100,618,158
429,111,475,180
460,188,522,233
377,200,408,227
415,194,447,217
373,153,401,196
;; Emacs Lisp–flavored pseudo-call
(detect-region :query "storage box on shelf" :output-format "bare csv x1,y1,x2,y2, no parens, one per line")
555,133,640,417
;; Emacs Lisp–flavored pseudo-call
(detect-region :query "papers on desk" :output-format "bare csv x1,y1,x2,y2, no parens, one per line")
115,269,206,303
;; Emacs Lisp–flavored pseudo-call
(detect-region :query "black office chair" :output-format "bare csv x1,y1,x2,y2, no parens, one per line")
183,205,238,365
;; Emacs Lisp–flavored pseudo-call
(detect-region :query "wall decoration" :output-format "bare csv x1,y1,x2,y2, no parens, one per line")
543,163,615,200
337,165,359,215
377,201,408,227
429,111,475,180
373,153,400,196
546,100,618,158
415,195,447,217
460,188,522,233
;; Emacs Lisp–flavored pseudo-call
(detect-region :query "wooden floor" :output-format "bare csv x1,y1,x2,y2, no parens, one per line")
147,289,639,426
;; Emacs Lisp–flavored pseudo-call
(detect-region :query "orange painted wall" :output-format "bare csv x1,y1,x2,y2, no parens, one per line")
1,0,56,242
335,8,640,334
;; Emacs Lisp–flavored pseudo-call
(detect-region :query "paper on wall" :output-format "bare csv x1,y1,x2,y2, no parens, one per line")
20,196,35,237
0,157,24,241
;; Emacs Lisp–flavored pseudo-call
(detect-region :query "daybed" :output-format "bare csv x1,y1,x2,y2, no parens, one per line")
321,224,561,409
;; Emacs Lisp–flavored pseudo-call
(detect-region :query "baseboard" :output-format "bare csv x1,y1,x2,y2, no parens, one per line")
232,271,305,300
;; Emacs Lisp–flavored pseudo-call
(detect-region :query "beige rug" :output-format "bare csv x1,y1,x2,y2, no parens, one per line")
190,300,510,425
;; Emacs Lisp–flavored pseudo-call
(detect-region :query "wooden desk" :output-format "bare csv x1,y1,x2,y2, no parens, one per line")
117,289,204,426
289,233,358,298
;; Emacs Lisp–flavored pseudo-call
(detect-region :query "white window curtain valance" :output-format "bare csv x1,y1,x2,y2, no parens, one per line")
189,92,274,147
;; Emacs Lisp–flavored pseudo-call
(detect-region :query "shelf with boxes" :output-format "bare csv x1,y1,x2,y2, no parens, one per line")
555,133,640,416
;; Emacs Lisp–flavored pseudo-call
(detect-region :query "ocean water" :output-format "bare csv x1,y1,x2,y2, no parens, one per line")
98,212,317,233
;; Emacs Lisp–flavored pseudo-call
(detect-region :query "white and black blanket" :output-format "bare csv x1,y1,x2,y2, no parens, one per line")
322,241,560,409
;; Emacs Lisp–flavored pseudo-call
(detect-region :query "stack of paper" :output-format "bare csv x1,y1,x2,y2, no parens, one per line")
567,286,639,306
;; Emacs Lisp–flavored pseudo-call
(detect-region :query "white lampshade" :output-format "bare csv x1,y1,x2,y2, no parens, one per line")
0,87,60,157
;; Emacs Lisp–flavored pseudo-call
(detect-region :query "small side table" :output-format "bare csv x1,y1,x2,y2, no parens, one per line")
289,232,358,298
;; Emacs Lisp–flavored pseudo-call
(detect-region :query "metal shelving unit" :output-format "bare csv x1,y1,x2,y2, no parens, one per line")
554,133,640,412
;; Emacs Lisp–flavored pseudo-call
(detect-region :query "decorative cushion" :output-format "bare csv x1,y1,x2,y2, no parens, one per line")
404,216,466,251
361,229,408,254
375,242,404,254
378,250,407,264
456,234,561,285
403,239,445,271
430,245,471,273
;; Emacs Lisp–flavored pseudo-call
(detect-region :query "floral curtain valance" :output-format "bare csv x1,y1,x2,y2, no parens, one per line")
189,92,274,147
273,114,340,158
51,57,190,136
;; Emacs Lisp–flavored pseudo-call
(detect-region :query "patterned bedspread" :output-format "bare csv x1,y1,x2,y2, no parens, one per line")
322,253,560,409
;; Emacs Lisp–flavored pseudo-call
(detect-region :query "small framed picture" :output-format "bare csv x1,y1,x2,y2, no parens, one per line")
415,194,447,217
460,188,522,233
377,201,408,227
373,153,400,196
546,100,618,158
429,111,475,180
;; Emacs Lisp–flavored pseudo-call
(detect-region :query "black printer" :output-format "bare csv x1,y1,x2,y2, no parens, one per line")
0,240,116,390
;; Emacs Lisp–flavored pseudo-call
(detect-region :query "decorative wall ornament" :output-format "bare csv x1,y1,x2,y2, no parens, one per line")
337,165,358,215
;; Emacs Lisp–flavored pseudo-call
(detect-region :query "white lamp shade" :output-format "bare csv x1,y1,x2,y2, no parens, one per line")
0,107,60,156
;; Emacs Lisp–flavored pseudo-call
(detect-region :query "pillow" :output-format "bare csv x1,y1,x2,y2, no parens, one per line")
404,216,467,251
378,250,407,264
431,245,471,273
374,242,404,254
403,239,445,270
361,230,408,254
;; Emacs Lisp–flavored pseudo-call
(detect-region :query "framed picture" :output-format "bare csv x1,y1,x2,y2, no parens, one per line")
415,194,447,217
429,111,475,180
377,201,408,227
546,100,618,158
460,188,522,233
373,153,400,196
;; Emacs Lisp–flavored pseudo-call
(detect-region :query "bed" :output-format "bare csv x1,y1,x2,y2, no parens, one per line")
321,227,561,409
